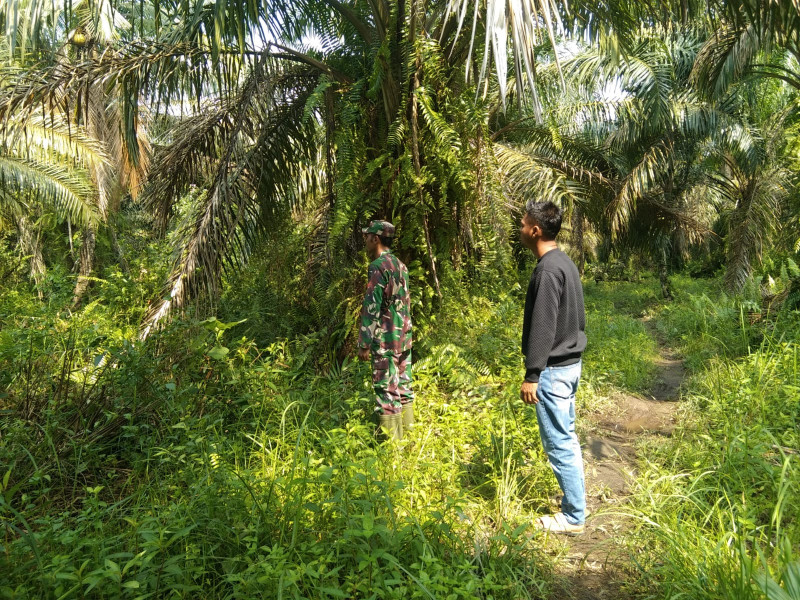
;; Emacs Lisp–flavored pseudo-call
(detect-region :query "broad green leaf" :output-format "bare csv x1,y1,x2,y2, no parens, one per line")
208,345,230,360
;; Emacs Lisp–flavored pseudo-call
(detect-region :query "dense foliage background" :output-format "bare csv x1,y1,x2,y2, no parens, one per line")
1,0,799,598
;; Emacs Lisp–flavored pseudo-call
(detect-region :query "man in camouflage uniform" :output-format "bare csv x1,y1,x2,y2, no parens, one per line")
357,220,414,440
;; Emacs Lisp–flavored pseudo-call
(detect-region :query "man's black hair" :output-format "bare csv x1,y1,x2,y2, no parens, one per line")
525,200,563,240
378,234,393,248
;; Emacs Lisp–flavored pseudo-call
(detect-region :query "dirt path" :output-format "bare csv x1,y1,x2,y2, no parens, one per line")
545,323,686,599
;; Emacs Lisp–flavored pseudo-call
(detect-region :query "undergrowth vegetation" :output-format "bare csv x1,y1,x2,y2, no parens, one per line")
0,249,655,598
630,275,800,600
3,0,800,596
3,250,799,599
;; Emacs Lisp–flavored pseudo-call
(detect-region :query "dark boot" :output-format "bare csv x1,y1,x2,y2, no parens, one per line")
401,403,415,429
377,412,403,441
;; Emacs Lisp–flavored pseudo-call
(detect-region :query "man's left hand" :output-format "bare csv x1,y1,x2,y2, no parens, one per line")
357,347,370,361
520,381,539,404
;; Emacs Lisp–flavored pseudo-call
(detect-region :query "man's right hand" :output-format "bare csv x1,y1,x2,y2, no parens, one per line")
357,347,370,361
520,381,539,404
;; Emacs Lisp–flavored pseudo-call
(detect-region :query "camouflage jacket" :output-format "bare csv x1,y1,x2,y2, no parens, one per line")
358,251,413,353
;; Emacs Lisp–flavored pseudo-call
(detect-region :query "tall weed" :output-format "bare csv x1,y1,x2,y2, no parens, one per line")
582,280,660,392
628,281,800,600
1,284,559,598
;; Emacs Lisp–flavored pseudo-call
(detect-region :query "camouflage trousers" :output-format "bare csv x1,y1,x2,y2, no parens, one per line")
372,349,414,415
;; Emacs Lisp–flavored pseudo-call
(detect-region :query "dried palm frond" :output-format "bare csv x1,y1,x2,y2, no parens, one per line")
144,103,238,233
0,42,235,124
140,62,321,338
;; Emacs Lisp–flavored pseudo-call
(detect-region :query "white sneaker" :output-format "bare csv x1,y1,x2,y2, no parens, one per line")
534,512,585,536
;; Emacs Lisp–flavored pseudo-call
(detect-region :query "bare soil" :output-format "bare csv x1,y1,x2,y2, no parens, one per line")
544,327,686,600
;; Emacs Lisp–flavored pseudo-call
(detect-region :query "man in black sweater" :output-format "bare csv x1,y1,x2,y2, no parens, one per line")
519,200,587,535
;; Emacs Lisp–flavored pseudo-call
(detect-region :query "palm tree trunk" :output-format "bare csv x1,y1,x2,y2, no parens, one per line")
67,217,76,263
659,246,673,301
109,226,129,275
570,204,585,275
409,0,441,300
17,216,45,299
72,226,96,305
325,88,336,211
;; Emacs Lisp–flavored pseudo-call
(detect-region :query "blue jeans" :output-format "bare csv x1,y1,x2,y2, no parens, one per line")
535,361,586,525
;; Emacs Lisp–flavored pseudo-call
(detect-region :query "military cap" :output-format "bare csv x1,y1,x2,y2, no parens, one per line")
362,220,396,237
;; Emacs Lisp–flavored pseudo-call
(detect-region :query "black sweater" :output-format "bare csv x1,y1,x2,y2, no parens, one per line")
522,249,586,383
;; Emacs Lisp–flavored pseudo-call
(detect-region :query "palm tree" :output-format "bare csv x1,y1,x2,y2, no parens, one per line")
1,0,656,325
493,120,615,272
0,1,150,302
2,0,491,333
683,0,800,292
566,26,764,296
492,27,714,292
692,0,800,97
712,115,793,293
0,105,106,294
4,0,794,327
491,23,791,297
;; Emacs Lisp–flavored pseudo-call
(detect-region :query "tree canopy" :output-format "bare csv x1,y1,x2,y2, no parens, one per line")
1,0,798,317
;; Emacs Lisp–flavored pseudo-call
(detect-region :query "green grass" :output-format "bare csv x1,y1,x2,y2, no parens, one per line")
8,268,796,599
0,267,668,599
582,279,660,392
625,277,800,600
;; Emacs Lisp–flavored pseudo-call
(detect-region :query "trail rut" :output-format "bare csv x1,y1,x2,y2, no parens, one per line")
544,324,686,599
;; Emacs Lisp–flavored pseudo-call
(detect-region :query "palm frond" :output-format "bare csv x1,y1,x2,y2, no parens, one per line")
494,140,611,209
692,23,761,98
140,62,320,338
610,141,671,236
723,165,789,292
3,114,108,168
0,154,98,224
1,42,234,122
694,0,800,97
144,105,238,232
439,0,642,116
716,122,763,175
